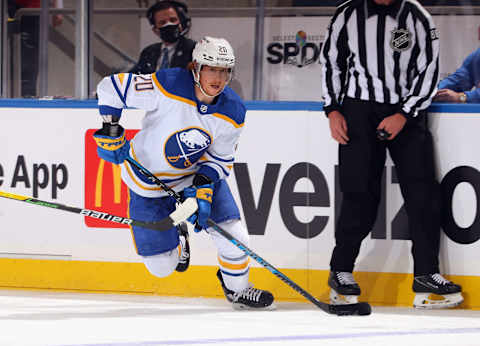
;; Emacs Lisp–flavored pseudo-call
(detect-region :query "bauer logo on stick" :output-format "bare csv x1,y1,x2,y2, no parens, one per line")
80,209,133,225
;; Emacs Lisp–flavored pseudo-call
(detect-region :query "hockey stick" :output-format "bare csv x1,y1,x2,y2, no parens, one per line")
0,190,197,232
125,156,371,316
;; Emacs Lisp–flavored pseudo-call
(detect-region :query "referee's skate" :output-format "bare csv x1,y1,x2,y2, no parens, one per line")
413,273,464,309
328,271,361,305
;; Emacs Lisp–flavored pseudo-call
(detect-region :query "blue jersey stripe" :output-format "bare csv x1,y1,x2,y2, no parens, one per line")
123,73,133,105
198,161,229,177
110,75,126,106
206,151,234,163
219,268,249,277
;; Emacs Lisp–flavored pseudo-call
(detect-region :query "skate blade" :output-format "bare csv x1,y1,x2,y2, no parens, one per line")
232,302,277,311
413,292,464,309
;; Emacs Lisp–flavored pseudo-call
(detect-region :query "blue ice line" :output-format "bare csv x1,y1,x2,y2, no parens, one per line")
67,327,480,346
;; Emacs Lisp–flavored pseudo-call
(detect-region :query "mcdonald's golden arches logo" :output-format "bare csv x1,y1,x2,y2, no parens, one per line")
84,129,139,228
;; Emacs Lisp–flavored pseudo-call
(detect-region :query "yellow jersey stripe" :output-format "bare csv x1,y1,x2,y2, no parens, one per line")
125,146,187,191
151,74,244,129
152,73,197,107
123,161,164,191
131,145,194,178
118,73,125,86
212,112,244,128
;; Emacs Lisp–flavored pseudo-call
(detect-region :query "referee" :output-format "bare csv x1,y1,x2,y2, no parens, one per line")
321,0,463,309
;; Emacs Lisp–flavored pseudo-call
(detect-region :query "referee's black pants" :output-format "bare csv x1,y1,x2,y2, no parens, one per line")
330,98,441,276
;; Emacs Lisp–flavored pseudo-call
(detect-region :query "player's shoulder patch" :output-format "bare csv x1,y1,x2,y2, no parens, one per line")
154,68,195,103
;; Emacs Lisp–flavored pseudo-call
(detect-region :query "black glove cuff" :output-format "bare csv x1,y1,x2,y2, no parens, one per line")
193,174,212,186
100,122,124,137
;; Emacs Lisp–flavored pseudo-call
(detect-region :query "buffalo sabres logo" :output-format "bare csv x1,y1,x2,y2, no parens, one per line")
390,29,412,52
165,127,212,169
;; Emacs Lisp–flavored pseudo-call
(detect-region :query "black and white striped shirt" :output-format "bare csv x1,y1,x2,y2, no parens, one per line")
321,0,439,118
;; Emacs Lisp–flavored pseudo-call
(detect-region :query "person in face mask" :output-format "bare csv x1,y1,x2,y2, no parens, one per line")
129,0,196,74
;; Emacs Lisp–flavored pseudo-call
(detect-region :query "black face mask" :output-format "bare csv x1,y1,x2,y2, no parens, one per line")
159,23,181,43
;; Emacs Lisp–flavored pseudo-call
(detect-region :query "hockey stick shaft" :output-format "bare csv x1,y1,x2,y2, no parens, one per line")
205,217,332,311
0,190,197,232
125,157,336,313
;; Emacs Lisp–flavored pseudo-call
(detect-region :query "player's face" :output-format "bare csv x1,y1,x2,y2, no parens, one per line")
152,7,181,31
199,66,231,96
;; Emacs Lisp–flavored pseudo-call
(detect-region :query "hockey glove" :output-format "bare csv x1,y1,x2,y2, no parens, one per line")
183,181,213,232
93,123,130,164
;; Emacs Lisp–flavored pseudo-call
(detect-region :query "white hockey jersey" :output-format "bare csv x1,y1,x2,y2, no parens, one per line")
96,68,246,198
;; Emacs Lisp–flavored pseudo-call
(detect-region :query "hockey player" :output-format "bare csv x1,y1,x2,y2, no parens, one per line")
93,37,274,310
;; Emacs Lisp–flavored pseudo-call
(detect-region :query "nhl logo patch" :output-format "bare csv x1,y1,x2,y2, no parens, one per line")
390,29,412,52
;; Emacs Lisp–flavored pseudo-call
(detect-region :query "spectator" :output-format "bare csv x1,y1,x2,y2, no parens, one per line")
129,0,195,74
8,0,17,18
13,0,63,97
434,47,480,103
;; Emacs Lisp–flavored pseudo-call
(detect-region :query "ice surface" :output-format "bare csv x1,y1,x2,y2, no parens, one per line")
0,290,479,346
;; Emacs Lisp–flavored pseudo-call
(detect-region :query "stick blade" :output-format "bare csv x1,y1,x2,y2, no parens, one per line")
170,198,198,225
329,302,372,316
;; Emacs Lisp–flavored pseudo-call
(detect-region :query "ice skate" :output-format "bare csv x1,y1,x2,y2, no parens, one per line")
175,223,190,272
413,273,463,309
216,270,275,310
328,271,361,305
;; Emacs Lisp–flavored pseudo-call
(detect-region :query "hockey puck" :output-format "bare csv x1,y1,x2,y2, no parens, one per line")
328,302,372,316
356,302,372,315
